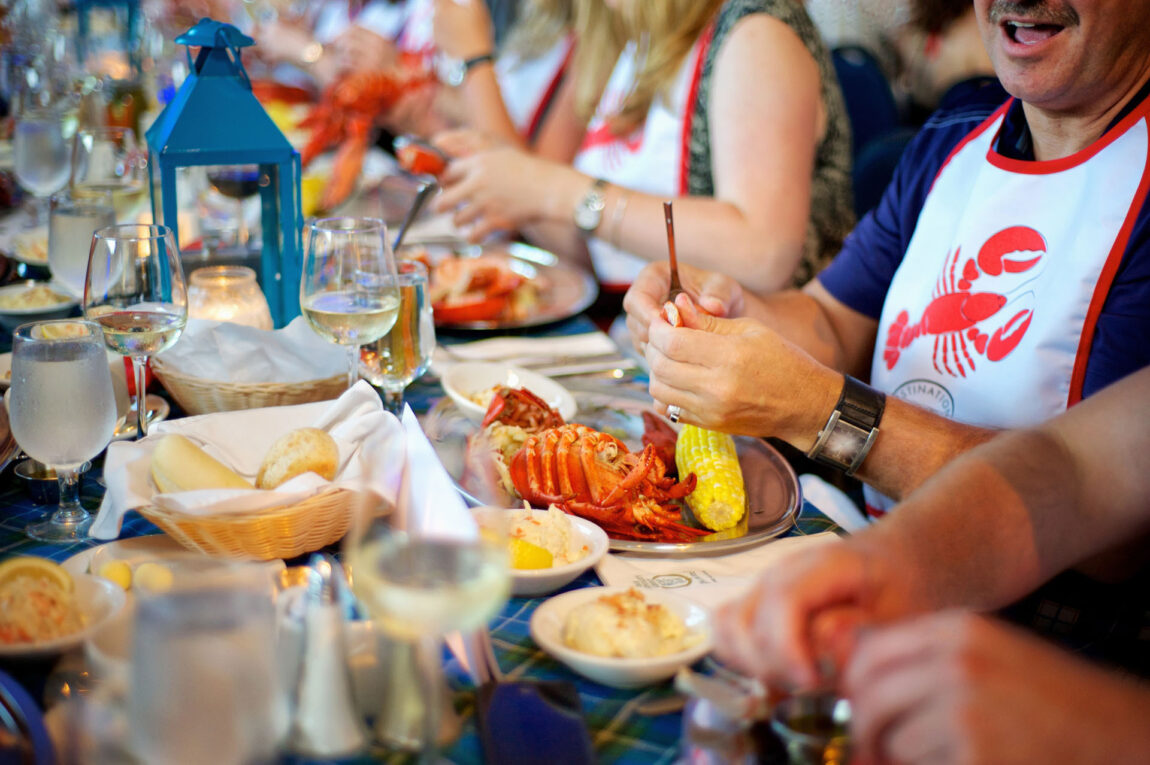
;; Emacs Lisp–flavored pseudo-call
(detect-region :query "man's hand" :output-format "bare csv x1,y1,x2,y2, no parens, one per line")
622,262,745,352
846,611,1150,764
643,295,838,442
715,540,908,690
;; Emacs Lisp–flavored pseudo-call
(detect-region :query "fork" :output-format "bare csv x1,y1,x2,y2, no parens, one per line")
663,201,684,302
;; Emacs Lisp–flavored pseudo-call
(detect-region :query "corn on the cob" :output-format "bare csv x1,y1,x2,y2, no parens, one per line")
675,424,746,531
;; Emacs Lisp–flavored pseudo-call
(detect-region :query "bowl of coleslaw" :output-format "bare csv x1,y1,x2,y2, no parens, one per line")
0,573,126,660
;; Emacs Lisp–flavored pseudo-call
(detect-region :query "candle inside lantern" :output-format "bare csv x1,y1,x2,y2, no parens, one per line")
187,266,273,329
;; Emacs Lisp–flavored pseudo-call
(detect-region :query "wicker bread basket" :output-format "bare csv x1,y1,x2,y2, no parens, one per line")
151,357,346,415
139,489,356,560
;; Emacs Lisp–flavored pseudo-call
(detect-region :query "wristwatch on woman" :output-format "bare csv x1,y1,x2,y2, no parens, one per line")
574,178,608,235
439,52,495,87
807,375,886,476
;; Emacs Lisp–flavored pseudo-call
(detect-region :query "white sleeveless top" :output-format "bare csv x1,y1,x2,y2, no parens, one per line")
865,99,1150,516
495,34,573,138
572,34,709,288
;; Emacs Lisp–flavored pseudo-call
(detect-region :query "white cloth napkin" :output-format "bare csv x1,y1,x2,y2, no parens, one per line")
396,404,476,541
156,317,346,383
595,532,841,610
92,382,406,539
430,332,619,376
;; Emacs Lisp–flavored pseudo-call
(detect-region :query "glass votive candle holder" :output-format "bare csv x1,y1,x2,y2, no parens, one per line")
187,265,273,330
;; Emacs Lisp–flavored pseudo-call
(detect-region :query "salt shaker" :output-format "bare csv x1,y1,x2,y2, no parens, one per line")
285,554,368,759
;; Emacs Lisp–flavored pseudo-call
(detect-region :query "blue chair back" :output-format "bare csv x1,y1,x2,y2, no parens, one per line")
832,45,900,158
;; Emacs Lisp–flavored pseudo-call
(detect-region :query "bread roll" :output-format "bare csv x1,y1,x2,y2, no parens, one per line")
257,428,339,489
151,434,253,493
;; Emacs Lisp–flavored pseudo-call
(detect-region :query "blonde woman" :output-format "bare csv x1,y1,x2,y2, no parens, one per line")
437,0,853,300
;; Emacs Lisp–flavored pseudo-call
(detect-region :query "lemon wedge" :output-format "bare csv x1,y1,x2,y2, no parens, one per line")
0,556,74,592
133,562,174,593
96,560,133,591
509,538,553,570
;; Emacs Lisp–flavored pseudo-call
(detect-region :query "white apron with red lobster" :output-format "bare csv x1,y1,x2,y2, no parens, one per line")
866,100,1150,516
572,33,708,288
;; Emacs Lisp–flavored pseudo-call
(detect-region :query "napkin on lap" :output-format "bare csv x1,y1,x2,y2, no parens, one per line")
595,532,840,610
92,382,406,539
157,317,346,382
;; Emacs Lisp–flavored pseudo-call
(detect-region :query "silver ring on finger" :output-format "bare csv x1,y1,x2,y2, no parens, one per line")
667,405,682,424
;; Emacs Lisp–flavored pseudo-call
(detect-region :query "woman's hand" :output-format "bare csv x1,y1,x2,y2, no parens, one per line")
846,611,1150,764
622,263,745,352
432,0,495,61
644,295,838,443
437,148,572,241
431,128,503,159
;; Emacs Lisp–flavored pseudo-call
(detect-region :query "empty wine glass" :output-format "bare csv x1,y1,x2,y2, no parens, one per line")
343,471,509,758
9,320,117,542
359,260,435,414
69,126,148,220
84,224,188,440
300,217,400,390
14,103,75,227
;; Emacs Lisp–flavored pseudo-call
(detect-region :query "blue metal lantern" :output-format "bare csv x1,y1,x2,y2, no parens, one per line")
145,19,302,325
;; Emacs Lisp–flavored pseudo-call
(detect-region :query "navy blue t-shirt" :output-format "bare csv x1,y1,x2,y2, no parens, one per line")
819,80,1150,398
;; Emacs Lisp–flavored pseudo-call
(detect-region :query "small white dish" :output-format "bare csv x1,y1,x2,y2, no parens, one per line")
529,586,714,689
0,574,127,660
442,361,577,424
0,281,80,331
62,534,188,578
474,507,610,596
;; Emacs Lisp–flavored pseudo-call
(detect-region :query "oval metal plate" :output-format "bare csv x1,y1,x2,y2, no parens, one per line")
421,383,802,557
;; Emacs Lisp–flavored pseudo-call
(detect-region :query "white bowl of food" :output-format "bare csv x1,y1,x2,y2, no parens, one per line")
0,566,127,660
0,281,79,331
442,361,577,424
530,586,714,689
475,506,610,596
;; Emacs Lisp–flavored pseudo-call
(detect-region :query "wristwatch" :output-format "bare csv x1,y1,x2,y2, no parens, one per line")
300,42,324,65
574,178,608,235
439,52,495,87
807,375,886,476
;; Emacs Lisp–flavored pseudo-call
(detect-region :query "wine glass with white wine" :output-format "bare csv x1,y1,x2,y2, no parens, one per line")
301,217,400,390
84,224,188,440
69,126,148,221
359,260,435,414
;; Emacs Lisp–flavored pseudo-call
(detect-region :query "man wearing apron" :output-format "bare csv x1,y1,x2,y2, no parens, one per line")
629,0,1150,512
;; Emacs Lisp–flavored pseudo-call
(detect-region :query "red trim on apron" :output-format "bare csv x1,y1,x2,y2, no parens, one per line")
988,96,1150,174
524,36,575,143
1068,109,1150,404
598,281,632,295
678,20,716,196
927,100,1011,195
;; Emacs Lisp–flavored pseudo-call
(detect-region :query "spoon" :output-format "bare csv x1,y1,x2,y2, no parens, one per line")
663,200,684,302
392,179,439,252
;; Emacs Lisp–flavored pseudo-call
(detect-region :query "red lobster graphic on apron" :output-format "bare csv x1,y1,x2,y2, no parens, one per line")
882,225,1046,377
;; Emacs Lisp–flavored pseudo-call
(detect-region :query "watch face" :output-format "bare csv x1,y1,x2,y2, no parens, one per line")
436,55,465,87
822,421,869,467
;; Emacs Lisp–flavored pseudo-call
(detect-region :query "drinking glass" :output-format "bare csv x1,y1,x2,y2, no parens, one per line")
84,224,188,440
69,126,148,220
48,189,116,297
9,320,117,542
206,164,262,247
129,559,286,764
359,260,435,414
344,489,509,759
300,217,400,390
13,105,74,227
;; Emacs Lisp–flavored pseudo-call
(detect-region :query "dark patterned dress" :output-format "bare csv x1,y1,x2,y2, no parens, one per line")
686,0,855,287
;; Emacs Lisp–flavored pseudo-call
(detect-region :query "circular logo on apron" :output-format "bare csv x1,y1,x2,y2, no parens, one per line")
891,378,955,417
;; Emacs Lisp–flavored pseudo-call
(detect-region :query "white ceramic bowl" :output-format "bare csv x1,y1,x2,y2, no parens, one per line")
530,586,714,689
0,574,127,660
474,507,610,596
442,361,577,424
0,282,79,331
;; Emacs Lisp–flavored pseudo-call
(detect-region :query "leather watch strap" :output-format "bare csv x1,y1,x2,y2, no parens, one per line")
807,375,886,476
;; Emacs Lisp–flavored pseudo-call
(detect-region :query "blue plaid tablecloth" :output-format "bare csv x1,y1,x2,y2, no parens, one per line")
0,315,840,763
